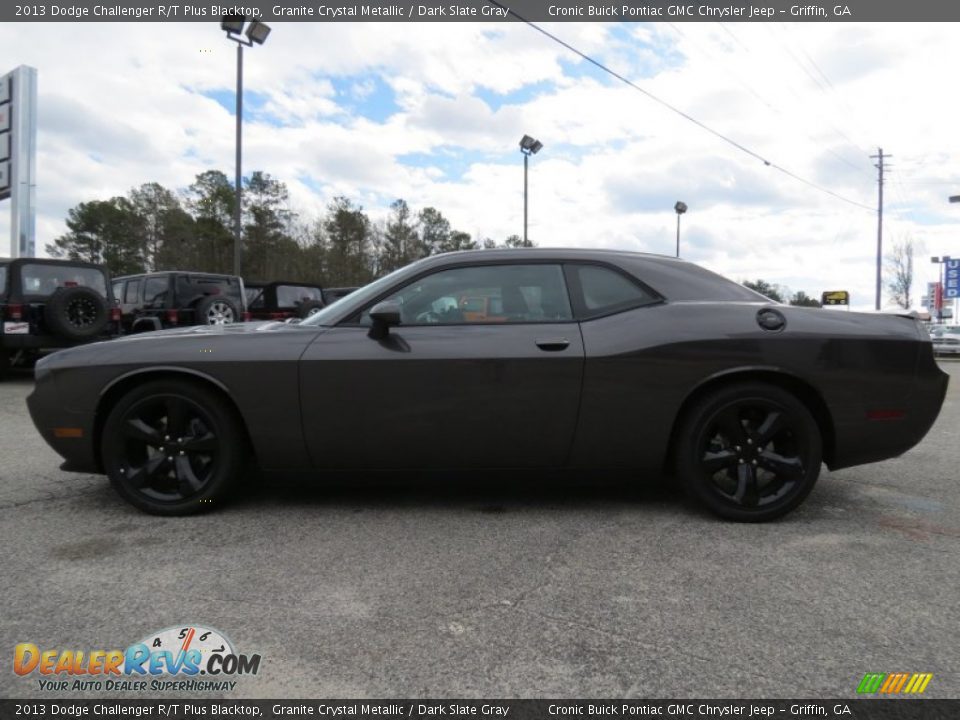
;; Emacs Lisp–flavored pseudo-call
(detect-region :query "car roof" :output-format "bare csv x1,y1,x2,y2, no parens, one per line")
246,280,323,288
115,271,240,280
420,247,686,265
0,257,108,270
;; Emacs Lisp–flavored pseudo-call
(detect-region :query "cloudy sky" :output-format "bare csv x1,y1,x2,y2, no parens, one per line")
1,20,958,309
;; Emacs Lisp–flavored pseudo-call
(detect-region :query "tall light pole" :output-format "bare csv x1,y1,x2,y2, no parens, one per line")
674,201,687,258
221,16,271,277
519,134,542,244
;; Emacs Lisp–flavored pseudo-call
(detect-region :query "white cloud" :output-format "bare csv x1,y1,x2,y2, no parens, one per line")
1,21,958,310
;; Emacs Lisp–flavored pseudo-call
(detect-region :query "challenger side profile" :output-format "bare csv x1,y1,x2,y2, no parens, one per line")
27,249,949,521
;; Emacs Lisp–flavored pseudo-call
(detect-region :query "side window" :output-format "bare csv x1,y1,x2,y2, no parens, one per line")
245,287,265,310
360,264,573,326
144,277,168,307
124,279,141,304
573,264,657,317
277,285,322,307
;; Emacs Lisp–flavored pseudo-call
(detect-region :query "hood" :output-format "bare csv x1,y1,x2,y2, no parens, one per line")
114,320,295,341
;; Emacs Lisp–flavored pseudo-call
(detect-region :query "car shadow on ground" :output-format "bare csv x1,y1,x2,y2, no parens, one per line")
229,470,688,515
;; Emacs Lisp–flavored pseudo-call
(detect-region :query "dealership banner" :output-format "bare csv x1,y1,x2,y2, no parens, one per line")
5,0,960,22
0,700,957,719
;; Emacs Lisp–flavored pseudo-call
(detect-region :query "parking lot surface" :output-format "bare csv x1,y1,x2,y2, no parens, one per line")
1,364,958,699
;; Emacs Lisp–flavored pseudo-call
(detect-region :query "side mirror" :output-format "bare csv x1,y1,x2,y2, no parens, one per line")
368,301,401,339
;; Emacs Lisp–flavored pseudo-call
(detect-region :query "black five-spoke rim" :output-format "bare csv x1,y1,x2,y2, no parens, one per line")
699,399,807,509
116,396,219,502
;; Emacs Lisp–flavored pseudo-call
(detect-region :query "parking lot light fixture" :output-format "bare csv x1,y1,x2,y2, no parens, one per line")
245,21,271,45
220,16,244,34
519,135,543,244
674,201,688,258
221,16,272,277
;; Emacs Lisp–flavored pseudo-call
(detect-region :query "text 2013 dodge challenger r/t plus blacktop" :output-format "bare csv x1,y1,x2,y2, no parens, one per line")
27,249,948,521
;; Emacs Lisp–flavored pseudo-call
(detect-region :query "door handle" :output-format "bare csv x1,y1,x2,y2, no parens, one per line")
535,338,570,351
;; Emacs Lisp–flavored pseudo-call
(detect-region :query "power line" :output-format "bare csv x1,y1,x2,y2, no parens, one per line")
768,23,871,159
487,2,875,212
676,24,872,179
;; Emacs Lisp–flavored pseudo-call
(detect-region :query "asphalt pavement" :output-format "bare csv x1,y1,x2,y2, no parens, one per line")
1,363,958,699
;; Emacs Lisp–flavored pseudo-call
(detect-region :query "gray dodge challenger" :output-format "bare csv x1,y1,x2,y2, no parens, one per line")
27,249,948,521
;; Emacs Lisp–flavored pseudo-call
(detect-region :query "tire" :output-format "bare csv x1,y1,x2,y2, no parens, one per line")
195,296,239,325
0,349,8,381
43,287,109,341
675,382,822,522
101,380,246,515
298,299,325,319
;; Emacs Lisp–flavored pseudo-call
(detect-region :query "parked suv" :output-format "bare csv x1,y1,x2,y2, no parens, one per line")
0,257,120,376
244,280,326,321
243,281,359,321
113,271,248,333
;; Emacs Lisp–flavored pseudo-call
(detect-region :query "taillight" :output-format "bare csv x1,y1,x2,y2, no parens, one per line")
166,309,179,325
110,307,121,322
243,311,252,322
267,312,285,320
8,304,23,321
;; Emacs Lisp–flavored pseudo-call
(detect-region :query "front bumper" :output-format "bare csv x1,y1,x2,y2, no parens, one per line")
26,370,101,474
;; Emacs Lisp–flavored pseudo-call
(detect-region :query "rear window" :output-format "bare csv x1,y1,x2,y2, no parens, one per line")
19,264,107,298
619,257,769,303
0,265,7,296
245,287,265,308
176,275,242,301
277,285,323,306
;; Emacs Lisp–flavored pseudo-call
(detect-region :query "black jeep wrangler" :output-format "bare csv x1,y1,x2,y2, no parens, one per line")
243,280,326,321
0,257,120,377
113,271,248,333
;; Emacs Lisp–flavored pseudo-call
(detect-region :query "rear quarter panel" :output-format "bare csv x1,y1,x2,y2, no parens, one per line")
570,302,945,471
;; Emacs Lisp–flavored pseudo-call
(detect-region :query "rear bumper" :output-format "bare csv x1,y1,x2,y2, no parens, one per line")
828,358,949,470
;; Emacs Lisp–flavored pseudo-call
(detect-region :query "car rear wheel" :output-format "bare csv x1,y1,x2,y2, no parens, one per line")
676,383,822,522
101,380,245,515
196,296,239,325
298,299,325,318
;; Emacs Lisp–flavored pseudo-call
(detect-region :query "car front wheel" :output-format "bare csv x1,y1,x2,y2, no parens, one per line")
101,380,245,515
676,383,822,522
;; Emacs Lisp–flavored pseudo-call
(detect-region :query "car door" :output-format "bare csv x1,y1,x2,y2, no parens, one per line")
300,262,585,470
121,278,141,330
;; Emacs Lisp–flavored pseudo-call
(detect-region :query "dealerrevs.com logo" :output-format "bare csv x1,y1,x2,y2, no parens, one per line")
14,625,261,693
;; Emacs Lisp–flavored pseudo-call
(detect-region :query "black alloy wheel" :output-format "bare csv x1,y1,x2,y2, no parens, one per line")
677,383,822,522
102,380,245,515
65,295,101,329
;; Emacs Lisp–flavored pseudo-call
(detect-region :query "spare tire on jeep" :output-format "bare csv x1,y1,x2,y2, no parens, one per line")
44,286,109,341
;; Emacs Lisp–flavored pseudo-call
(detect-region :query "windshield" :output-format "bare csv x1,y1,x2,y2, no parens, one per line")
299,265,419,326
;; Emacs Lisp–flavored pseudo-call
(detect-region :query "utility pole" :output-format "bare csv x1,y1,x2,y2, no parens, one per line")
870,148,892,310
